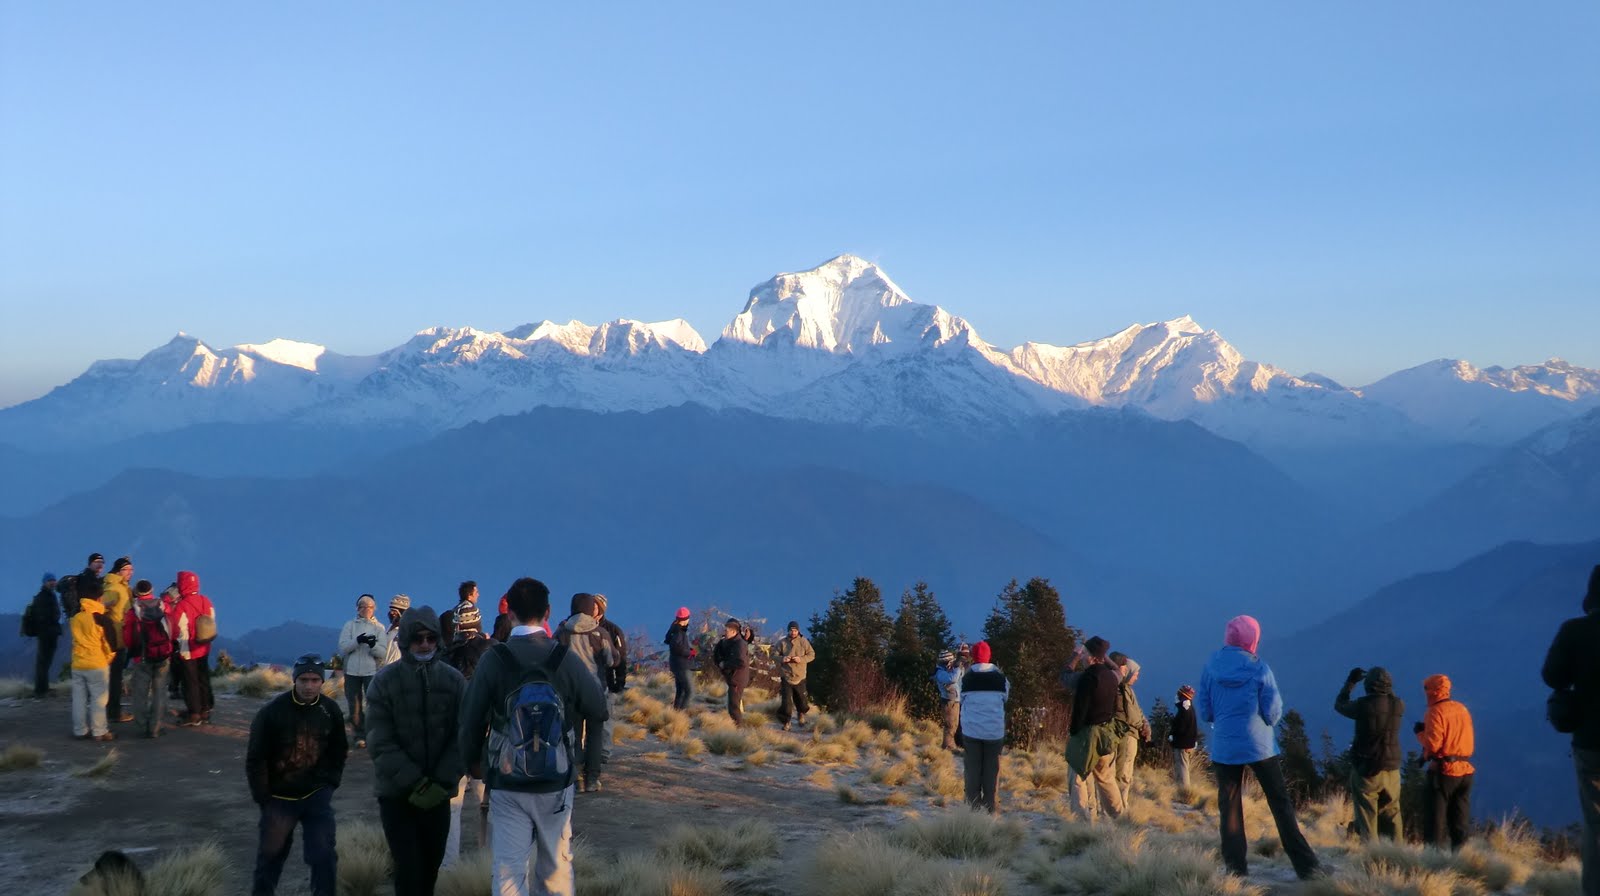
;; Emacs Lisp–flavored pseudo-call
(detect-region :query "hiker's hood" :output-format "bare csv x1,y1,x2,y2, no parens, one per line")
559,612,599,635
1207,645,1266,687
397,607,442,662
1364,666,1394,696
1423,674,1451,703
178,571,200,598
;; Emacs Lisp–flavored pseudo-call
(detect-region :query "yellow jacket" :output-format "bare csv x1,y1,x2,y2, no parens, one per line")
101,573,132,641
70,599,115,670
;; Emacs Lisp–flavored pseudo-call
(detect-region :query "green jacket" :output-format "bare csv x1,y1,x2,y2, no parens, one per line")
775,634,814,685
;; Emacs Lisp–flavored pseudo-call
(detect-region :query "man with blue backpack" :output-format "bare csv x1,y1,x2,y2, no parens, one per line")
459,577,608,896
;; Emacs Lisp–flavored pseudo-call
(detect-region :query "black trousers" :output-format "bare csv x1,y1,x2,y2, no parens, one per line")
726,678,745,724
779,680,810,723
179,654,214,717
378,796,450,896
1214,758,1320,879
33,635,58,696
107,649,128,717
1424,771,1473,851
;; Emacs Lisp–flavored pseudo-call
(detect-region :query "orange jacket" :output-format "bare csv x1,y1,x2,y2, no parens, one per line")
1417,675,1474,777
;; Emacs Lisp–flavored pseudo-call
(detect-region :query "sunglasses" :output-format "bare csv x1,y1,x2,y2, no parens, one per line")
411,633,439,645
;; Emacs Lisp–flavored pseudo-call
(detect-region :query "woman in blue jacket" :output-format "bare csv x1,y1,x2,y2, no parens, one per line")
1198,615,1322,881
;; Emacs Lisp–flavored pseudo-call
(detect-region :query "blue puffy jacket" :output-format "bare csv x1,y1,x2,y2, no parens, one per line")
1197,645,1283,765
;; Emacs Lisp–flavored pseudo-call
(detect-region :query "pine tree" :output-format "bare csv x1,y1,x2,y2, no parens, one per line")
883,582,954,720
981,577,1082,748
1278,709,1321,804
807,577,893,711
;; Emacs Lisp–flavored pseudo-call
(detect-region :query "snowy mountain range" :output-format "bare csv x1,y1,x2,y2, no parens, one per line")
3,254,1595,451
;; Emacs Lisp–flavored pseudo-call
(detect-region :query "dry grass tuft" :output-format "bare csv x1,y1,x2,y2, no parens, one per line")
802,740,860,766
1299,860,1488,896
1525,863,1582,896
337,821,393,896
656,819,780,870
679,737,707,758
576,850,725,896
435,849,492,896
146,841,229,896
0,743,44,772
867,757,921,787
703,729,756,756
228,667,293,698
889,809,1026,860
0,678,39,699
801,830,1012,896
807,768,835,789
72,747,120,778
1038,823,1109,858
1025,829,1262,896
67,869,143,896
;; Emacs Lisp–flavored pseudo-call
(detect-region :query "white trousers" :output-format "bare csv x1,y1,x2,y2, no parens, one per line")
490,785,575,896
444,775,488,866
72,667,109,737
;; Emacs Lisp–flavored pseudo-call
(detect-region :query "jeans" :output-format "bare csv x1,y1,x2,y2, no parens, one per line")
1575,746,1600,896
107,649,128,718
1172,747,1195,790
1214,757,1320,879
1350,768,1403,842
726,679,745,725
671,667,692,710
130,659,170,736
779,680,810,724
33,634,58,696
599,691,616,764
253,788,337,896
490,785,575,896
378,796,451,896
446,776,488,866
963,737,1003,813
71,667,110,736
1423,771,1473,851
344,674,371,740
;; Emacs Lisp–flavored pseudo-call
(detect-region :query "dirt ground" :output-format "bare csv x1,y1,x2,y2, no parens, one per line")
0,685,886,895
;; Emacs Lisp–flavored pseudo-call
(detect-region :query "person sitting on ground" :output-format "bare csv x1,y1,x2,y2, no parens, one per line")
960,641,1009,814
1199,615,1322,881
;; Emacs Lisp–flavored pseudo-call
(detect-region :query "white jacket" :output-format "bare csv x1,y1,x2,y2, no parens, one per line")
338,617,388,676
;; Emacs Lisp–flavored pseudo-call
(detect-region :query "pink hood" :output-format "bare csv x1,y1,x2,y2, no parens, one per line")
1224,615,1261,654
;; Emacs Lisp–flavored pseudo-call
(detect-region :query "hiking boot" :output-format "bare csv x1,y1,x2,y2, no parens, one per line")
585,779,602,793
354,739,366,750
782,722,791,731
93,733,115,742
73,733,91,740
112,713,135,723
178,716,203,728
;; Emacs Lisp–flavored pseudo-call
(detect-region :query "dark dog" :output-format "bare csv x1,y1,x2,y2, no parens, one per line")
78,850,144,894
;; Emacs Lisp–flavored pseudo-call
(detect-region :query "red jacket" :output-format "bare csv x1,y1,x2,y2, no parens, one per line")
174,570,216,660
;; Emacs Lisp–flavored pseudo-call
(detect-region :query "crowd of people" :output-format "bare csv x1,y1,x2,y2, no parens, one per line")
21,562,1600,896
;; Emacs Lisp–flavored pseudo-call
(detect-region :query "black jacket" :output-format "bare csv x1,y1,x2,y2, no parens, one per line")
598,616,627,692
246,690,348,803
665,621,694,672
1335,667,1405,774
1170,698,1198,750
1544,611,1600,749
25,587,62,639
447,635,494,682
1070,663,1120,734
713,635,750,687
367,607,468,800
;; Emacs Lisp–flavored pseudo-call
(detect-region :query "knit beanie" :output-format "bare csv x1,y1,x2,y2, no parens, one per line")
675,606,691,620
1178,685,1195,700
134,580,153,596
111,557,132,574
1224,615,1262,654
357,594,375,609
42,572,57,584
972,641,992,664
292,655,325,681
593,593,608,616
390,594,411,613
87,552,104,564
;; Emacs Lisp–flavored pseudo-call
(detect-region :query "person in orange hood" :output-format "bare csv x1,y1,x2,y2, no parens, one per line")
1415,674,1475,850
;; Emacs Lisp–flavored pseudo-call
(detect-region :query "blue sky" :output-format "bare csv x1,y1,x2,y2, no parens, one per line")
2,3,1596,407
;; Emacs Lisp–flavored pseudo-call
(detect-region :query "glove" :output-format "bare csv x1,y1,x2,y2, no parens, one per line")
1413,721,1426,735
357,633,377,647
1346,667,1365,685
408,779,449,811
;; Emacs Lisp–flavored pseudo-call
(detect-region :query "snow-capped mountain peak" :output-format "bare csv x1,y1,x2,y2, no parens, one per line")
720,254,982,354
235,338,329,372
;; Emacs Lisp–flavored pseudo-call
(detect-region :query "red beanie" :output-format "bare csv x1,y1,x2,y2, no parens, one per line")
972,641,992,664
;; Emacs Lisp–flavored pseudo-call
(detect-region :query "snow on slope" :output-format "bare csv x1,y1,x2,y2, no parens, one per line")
1361,359,1600,444
2,255,1594,448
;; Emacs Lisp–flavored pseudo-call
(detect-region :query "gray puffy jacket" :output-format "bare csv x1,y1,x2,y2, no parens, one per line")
366,607,468,799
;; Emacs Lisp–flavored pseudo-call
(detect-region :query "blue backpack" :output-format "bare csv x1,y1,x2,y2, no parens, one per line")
486,642,572,790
